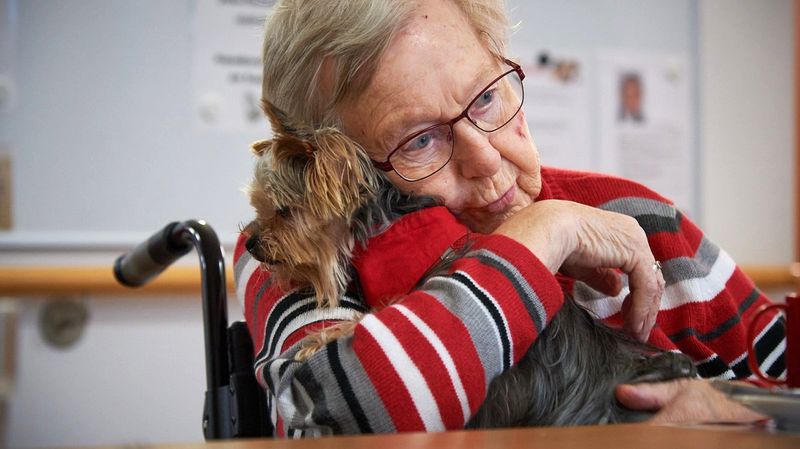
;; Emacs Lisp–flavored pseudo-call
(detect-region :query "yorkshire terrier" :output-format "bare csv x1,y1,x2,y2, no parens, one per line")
245,101,696,427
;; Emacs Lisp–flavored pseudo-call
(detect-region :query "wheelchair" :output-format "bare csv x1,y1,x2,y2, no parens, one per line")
113,220,272,440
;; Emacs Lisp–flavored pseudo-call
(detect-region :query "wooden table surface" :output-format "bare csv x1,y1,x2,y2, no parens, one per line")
69,424,799,449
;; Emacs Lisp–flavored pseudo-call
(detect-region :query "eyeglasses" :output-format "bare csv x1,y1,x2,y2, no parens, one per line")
371,59,525,182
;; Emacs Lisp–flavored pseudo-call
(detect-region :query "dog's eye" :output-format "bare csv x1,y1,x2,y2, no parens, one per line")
276,207,290,218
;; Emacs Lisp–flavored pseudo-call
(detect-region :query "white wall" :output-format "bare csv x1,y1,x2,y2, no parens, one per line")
0,1,795,448
699,0,795,265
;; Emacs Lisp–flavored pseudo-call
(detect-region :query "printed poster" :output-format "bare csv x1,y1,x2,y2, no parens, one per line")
596,51,695,215
192,0,274,132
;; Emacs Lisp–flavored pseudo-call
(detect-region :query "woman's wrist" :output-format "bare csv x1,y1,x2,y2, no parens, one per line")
492,200,576,274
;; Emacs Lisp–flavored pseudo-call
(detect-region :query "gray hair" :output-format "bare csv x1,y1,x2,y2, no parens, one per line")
260,0,510,128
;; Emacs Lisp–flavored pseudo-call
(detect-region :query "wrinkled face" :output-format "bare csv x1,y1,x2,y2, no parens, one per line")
338,0,542,233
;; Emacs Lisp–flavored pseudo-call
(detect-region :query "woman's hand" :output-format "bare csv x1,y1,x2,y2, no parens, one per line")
615,379,768,425
493,199,664,341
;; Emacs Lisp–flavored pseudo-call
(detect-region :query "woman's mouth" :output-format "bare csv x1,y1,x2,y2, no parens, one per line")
485,185,516,213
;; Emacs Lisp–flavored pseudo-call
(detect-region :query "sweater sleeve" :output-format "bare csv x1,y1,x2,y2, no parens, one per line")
233,231,563,437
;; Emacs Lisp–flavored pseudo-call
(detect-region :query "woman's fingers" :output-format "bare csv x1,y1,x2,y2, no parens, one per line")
622,257,664,341
565,267,623,297
615,380,768,425
615,380,682,411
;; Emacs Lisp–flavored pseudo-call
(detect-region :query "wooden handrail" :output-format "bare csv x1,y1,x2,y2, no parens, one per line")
0,265,235,297
0,264,797,298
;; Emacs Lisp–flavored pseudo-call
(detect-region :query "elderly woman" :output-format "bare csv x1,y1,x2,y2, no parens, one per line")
234,0,781,437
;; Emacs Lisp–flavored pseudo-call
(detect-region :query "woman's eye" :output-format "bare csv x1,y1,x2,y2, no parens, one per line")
411,133,432,150
475,88,496,108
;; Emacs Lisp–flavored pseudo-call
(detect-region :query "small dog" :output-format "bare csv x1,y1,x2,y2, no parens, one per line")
246,101,696,427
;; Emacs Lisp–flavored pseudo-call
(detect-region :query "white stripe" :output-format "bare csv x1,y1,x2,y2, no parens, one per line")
394,304,471,424
236,256,261,307
578,248,738,319
266,359,290,397
269,307,362,363
259,296,361,362
727,313,783,376
760,338,786,378
268,394,278,435
359,314,445,431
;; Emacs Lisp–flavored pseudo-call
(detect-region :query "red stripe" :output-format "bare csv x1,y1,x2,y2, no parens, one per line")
352,316,425,431
648,230,696,261
541,167,669,207
678,213,704,255
234,232,248,266
245,268,271,351
402,296,486,415
468,234,565,324
378,306,463,428
280,320,343,354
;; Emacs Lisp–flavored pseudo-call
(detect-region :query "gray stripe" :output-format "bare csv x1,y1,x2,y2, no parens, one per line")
468,249,547,332
422,276,505,385
659,237,720,286
599,196,677,219
333,337,397,432
305,345,361,434
234,250,254,288
252,274,273,327
573,235,721,304
267,348,342,434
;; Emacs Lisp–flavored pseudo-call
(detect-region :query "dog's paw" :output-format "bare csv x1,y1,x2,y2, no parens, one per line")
630,351,697,384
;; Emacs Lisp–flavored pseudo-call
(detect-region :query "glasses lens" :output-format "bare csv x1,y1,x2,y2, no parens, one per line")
389,124,454,181
467,69,524,132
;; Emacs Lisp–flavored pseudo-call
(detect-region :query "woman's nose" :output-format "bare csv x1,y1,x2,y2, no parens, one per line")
452,121,502,179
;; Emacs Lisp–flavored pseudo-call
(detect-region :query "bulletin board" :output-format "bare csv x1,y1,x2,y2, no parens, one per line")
0,0,698,249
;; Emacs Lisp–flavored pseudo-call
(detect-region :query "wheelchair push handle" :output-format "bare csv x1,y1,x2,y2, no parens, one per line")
114,221,193,287
113,220,240,439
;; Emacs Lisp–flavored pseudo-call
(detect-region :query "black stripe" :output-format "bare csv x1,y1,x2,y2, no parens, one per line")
451,272,511,370
256,291,308,361
295,362,343,434
278,359,292,379
731,356,751,378
765,351,786,378
737,289,762,315
469,253,544,333
668,289,760,343
636,214,679,235
266,302,320,358
261,358,282,393
329,340,372,433
256,294,366,363
752,316,786,373
696,355,730,378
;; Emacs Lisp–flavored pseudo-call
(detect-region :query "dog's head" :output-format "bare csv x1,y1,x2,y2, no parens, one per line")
246,101,381,307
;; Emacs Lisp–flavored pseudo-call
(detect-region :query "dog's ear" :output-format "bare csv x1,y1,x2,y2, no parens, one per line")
304,128,379,221
261,99,313,141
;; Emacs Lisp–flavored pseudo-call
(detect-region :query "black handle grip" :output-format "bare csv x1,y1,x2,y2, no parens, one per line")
114,221,193,287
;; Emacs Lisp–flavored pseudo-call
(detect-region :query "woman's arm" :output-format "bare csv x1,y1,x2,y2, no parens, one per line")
234,231,564,436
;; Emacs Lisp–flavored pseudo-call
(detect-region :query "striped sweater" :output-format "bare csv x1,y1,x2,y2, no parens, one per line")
233,167,785,437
